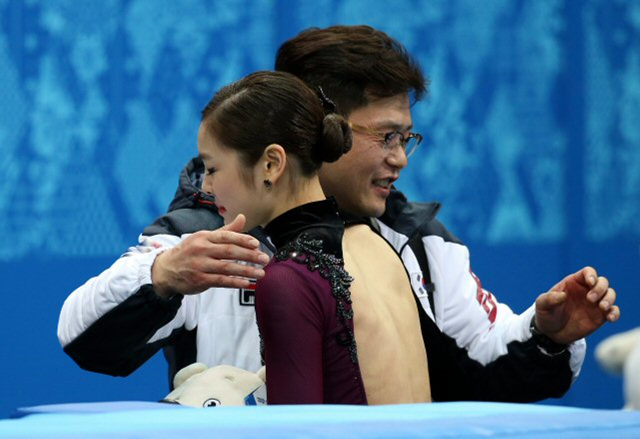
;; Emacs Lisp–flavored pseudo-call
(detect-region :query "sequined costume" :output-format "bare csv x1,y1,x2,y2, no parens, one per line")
256,198,367,404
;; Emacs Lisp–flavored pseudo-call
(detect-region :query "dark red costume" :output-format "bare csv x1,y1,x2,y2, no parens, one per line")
256,198,367,404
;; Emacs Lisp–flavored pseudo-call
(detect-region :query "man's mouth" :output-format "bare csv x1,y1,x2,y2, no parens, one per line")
372,178,393,189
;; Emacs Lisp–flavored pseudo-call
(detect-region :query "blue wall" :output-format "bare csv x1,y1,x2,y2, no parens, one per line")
1,0,638,417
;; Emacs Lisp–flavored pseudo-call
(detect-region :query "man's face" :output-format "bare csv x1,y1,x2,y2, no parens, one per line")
319,93,412,218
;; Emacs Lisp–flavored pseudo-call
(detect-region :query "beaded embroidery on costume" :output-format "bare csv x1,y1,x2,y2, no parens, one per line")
274,233,358,364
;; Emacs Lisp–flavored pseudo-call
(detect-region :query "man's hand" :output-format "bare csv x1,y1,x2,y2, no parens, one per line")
534,266,620,345
151,214,269,298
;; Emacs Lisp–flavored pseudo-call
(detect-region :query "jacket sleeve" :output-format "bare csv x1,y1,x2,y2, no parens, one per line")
419,233,586,401
416,301,574,402
57,234,196,377
389,224,585,402
420,233,585,375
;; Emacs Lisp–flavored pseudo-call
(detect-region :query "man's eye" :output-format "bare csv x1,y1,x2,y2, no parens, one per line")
206,168,217,176
384,132,404,147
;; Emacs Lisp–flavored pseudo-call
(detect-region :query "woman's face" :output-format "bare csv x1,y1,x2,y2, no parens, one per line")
197,123,268,231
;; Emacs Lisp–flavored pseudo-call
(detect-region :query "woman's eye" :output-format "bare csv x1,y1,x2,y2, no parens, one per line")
206,167,217,176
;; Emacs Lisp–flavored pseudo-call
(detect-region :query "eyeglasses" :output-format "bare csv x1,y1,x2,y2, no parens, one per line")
349,122,423,158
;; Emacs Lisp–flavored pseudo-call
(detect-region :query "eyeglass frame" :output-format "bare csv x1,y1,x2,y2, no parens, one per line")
348,122,423,158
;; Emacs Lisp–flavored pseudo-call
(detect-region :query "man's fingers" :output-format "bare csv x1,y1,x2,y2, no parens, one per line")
221,213,247,233
606,305,621,322
206,228,261,250
201,274,260,290
197,228,269,265
536,290,567,311
587,276,610,303
202,243,269,266
202,259,266,280
578,266,598,287
596,287,617,311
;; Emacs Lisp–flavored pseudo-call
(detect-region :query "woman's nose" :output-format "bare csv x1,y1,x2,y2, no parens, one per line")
201,175,214,195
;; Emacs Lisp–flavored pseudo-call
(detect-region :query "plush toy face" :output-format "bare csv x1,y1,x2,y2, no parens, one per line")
163,363,266,407
595,328,640,374
595,328,640,410
624,341,640,411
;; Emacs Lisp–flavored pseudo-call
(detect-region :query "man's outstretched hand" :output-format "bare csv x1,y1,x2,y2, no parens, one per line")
151,214,270,298
534,266,620,345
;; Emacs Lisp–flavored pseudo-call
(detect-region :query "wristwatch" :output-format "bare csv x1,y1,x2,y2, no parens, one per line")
530,317,568,356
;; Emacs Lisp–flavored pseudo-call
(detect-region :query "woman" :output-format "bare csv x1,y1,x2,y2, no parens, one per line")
198,71,430,404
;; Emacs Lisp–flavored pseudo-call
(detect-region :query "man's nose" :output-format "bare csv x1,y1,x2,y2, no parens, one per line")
385,144,408,169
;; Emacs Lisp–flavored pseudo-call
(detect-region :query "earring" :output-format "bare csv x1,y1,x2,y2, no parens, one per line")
263,179,272,190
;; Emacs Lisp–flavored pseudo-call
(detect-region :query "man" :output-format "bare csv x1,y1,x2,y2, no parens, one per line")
58,25,619,402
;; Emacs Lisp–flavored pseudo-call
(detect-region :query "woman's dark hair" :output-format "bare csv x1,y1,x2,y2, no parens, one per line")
201,71,352,177
275,25,428,117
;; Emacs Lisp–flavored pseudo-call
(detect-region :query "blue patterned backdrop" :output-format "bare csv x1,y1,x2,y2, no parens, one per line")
1,0,638,417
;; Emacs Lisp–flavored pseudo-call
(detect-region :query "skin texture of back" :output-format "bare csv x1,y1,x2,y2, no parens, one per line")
342,224,431,404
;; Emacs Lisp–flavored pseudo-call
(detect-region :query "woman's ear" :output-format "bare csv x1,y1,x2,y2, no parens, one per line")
262,144,287,184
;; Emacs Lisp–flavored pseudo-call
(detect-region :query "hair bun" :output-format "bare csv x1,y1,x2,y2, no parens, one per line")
316,113,353,163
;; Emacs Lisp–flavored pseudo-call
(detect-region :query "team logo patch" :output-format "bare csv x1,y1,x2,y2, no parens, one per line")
413,273,428,297
239,279,257,306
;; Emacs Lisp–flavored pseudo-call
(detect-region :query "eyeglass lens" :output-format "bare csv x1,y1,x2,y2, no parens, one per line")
385,132,420,157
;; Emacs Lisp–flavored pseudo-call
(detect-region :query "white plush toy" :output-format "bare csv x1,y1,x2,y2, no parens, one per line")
163,363,266,407
595,328,640,410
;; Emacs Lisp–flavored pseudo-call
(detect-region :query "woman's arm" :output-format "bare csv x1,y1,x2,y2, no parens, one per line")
255,260,326,404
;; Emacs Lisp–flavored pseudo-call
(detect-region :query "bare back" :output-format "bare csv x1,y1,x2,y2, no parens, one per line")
343,224,431,404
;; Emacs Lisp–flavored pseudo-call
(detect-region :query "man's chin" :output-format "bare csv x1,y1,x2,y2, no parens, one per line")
370,207,387,218
367,194,389,218
354,201,386,219
332,194,386,218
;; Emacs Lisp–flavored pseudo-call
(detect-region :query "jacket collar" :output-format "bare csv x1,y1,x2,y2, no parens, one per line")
167,157,217,212
379,188,441,238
